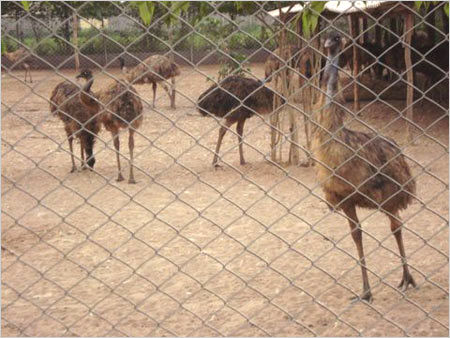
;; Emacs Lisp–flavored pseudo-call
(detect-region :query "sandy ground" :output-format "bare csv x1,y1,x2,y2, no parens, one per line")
1,64,449,336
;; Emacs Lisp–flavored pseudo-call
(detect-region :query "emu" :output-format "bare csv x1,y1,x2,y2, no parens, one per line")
119,55,180,108
3,47,32,83
197,75,284,167
312,31,417,302
77,69,143,184
50,70,101,172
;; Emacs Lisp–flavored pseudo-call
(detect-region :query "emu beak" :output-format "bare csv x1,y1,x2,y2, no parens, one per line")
324,38,333,49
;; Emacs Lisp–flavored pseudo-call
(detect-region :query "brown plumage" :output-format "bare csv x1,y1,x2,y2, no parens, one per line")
119,54,180,108
197,75,284,167
77,69,143,183
264,45,323,83
312,31,417,302
50,70,101,172
3,47,32,83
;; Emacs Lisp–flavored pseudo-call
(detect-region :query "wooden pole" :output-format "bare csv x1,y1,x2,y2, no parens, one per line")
363,17,369,43
73,13,79,72
404,13,414,142
349,15,360,111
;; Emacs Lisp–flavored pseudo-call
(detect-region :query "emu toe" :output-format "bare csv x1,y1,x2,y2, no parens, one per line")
70,166,77,173
398,273,416,292
350,291,373,304
117,173,125,182
128,177,137,184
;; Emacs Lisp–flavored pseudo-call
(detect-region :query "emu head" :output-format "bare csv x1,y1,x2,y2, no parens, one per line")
76,69,93,80
324,31,342,56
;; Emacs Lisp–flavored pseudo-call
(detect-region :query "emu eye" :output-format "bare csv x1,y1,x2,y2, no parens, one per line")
335,36,340,41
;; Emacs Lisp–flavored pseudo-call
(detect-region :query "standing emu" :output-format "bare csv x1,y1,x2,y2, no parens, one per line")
197,75,284,167
119,55,180,108
312,31,417,302
77,69,143,184
50,70,100,172
3,47,32,83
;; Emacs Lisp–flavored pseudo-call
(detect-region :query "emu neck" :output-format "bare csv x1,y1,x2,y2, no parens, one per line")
325,48,340,105
80,79,99,111
314,46,345,136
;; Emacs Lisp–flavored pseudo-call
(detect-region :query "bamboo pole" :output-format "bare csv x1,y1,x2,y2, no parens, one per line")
349,15,360,111
404,12,414,142
73,13,79,72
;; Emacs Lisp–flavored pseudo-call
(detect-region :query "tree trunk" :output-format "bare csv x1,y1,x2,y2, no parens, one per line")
31,20,41,42
102,18,107,66
349,15,360,111
404,13,415,143
73,13,79,72
168,25,176,109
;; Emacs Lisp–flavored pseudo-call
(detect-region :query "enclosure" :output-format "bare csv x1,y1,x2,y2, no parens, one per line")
1,1,449,337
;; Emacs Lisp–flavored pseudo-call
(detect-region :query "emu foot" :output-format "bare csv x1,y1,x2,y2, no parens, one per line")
117,173,125,182
70,166,77,173
240,160,247,166
298,159,311,167
350,291,373,304
128,178,137,184
398,273,416,292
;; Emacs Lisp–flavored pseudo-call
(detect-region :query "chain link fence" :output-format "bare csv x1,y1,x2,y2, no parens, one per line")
2,1,449,336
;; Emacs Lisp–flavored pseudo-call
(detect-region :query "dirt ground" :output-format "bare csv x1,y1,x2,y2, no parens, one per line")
1,63,449,336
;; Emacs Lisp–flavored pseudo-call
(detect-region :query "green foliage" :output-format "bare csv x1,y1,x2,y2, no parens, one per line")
35,38,59,56
20,1,30,11
131,1,155,26
300,1,326,38
1,40,6,55
445,2,449,17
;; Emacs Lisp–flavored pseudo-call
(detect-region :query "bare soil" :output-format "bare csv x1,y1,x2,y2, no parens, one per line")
2,64,448,336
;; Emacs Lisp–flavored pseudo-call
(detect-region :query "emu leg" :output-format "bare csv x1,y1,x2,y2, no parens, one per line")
128,129,136,184
343,205,373,302
389,214,416,291
68,135,76,173
236,119,246,165
152,82,157,108
112,131,124,182
160,81,172,105
212,119,233,167
80,137,86,170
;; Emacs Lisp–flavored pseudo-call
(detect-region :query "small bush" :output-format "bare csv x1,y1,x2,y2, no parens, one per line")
35,38,59,56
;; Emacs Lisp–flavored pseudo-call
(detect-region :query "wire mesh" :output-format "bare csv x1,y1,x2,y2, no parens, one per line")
1,1,449,336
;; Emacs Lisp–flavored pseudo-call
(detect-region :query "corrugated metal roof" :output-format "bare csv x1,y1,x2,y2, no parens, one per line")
268,1,392,18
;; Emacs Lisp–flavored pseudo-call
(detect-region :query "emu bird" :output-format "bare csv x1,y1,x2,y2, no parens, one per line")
50,70,101,172
197,75,284,167
312,31,417,302
77,69,143,183
3,47,32,83
119,55,180,108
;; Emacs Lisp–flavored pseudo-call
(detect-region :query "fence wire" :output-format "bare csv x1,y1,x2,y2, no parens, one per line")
1,1,449,336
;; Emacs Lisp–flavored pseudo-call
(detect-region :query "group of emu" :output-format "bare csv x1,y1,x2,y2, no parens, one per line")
46,30,423,303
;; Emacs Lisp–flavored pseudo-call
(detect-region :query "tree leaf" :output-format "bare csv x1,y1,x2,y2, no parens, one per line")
302,2,326,38
1,40,6,55
445,2,449,17
21,1,30,11
134,1,154,26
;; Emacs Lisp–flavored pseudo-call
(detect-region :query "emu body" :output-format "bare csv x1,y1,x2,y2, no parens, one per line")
120,55,180,108
77,69,143,183
3,47,32,83
312,31,417,302
50,75,101,172
197,75,283,167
